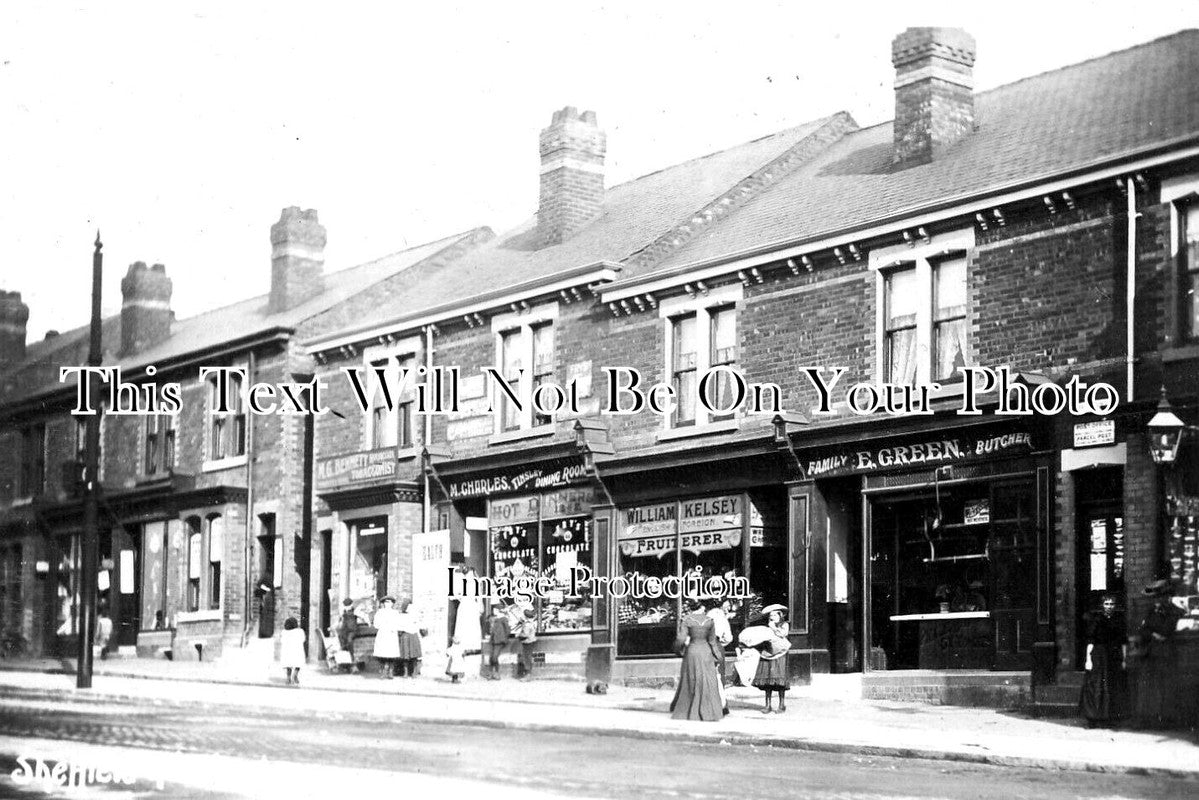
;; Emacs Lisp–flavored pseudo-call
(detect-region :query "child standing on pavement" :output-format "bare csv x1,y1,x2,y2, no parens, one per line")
487,604,511,680
281,617,306,685
445,636,466,683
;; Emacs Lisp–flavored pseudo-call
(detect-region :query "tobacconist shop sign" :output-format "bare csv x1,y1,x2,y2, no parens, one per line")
800,428,1036,479
316,447,398,493
446,458,590,499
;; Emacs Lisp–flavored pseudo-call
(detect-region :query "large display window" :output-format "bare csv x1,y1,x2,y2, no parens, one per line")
616,492,785,658
869,475,1038,670
488,486,593,634
349,517,388,602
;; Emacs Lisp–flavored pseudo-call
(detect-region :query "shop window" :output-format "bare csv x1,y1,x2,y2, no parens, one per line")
17,423,45,497
616,493,780,657
0,544,23,636
1179,200,1199,342
868,477,1037,670
488,488,593,634
350,518,388,601
207,515,223,610
144,414,175,476
208,371,246,462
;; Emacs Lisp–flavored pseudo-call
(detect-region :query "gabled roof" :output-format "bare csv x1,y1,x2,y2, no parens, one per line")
1,228,490,405
320,115,851,342
634,30,1199,278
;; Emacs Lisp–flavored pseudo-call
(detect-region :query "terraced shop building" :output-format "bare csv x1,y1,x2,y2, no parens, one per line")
0,213,489,662
306,28,1199,696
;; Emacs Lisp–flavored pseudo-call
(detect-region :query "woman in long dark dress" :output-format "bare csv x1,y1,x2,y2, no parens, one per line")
670,599,724,721
1079,594,1127,727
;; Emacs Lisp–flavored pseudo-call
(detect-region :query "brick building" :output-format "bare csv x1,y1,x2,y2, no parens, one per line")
304,28,1199,696
3,27,1198,704
0,210,490,661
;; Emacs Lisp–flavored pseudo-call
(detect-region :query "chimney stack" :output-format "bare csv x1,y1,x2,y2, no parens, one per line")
538,107,606,245
892,27,976,166
120,263,173,356
269,207,326,313
0,290,29,370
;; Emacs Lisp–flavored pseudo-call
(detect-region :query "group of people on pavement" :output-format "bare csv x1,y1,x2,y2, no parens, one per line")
669,597,792,722
320,590,537,684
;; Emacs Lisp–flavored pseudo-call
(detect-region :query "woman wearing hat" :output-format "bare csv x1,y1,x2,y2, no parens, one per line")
372,596,402,679
752,604,791,713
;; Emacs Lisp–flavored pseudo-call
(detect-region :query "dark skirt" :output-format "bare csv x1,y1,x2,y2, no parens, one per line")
752,654,789,690
1080,646,1125,723
398,631,422,661
671,642,723,721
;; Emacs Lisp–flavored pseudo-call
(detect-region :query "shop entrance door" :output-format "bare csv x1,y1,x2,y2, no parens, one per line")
112,528,141,647
1074,468,1124,668
990,479,1037,671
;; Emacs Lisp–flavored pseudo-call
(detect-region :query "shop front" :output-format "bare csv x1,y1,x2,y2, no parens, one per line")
613,492,786,659
433,452,597,674
594,441,794,686
315,445,424,657
788,419,1055,680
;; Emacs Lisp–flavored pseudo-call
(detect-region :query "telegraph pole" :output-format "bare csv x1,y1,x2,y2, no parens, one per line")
77,231,103,688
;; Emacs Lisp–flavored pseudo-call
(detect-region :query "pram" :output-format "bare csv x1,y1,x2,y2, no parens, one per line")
323,632,356,673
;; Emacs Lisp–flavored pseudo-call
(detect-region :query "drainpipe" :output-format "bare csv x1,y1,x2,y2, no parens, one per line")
423,325,434,534
241,350,257,647
1126,177,1137,403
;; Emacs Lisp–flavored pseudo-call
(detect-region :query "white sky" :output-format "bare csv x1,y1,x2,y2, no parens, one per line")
3,1,1198,342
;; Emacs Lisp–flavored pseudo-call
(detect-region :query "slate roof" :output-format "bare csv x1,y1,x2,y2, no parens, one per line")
638,30,1199,277
326,116,842,337
1,229,489,404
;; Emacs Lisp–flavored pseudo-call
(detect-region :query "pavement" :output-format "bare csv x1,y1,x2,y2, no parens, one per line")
0,655,1196,779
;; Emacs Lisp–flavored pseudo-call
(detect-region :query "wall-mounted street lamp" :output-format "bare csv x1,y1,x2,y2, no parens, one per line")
1147,388,1197,465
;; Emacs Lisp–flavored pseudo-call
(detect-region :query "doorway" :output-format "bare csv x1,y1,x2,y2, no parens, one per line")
112,527,141,647
1074,467,1124,668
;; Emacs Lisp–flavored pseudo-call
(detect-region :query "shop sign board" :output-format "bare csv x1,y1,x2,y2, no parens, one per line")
800,430,1035,480
447,458,589,499
1073,420,1115,448
541,486,594,519
620,495,759,557
315,447,397,493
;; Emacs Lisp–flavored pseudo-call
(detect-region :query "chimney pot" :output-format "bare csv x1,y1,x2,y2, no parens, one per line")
891,27,976,166
538,106,606,245
269,207,327,312
120,262,173,356
0,289,30,369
